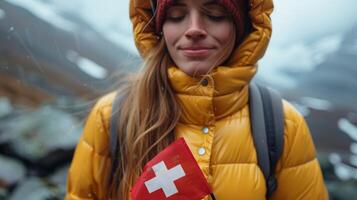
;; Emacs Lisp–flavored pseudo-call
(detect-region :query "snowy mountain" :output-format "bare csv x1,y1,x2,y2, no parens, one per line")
0,1,140,100
6,0,138,54
257,0,357,89
293,24,357,110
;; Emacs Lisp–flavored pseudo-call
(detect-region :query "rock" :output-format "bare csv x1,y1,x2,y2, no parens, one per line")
326,180,357,200
8,177,63,200
0,154,26,187
0,187,8,200
48,165,69,195
318,153,338,181
0,105,82,161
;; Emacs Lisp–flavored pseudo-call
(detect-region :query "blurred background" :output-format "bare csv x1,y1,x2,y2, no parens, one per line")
0,0,356,199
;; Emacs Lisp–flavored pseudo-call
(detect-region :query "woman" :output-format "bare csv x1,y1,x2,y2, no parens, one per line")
66,0,329,199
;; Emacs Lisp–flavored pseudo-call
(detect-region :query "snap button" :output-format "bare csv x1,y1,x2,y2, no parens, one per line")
201,78,209,86
198,147,206,156
202,127,209,134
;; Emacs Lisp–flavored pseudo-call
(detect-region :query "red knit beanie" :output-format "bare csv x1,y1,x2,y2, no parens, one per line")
154,0,250,41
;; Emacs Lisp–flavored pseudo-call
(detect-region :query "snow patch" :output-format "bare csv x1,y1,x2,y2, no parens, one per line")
0,98,13,118
338,118,357,141
66,50,107,79
0,8,5,19
300,97,333,111
329,153,342,164
329,153,357,180
351,143,357,155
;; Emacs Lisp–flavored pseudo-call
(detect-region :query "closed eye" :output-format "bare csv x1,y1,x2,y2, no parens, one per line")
166,16,185,22
207,15,228,22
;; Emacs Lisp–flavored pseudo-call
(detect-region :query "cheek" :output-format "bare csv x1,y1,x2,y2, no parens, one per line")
209,23,236,65
210,23,235,45
163,24,180,48
163,26,172,44
163,24,179,61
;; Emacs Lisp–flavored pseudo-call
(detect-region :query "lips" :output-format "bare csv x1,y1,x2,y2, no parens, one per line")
179,46,215,58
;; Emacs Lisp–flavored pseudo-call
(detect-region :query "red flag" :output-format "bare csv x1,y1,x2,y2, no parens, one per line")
130,138,212,200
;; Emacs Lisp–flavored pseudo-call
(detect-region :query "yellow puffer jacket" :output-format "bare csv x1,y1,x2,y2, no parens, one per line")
66,0,329,199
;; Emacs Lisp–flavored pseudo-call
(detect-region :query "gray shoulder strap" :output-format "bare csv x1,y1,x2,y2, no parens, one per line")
256,84,284,171
110,92,120,158
249,83,285,199
249,83,271,180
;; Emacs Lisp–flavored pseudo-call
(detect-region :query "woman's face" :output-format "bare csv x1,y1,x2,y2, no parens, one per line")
163,0,236,77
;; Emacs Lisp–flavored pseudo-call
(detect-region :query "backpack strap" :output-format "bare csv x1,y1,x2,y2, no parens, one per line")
109,91,127,184
249,83,284,199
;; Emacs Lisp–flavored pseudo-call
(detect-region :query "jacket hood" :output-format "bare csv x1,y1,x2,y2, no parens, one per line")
129,0,273,66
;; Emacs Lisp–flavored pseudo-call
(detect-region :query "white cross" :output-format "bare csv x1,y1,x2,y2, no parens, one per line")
144,161,186,197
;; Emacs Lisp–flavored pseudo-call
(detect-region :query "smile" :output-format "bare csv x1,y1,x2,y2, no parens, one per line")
180,48,215,58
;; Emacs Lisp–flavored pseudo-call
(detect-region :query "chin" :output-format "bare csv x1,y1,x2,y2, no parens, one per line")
179,62,212,77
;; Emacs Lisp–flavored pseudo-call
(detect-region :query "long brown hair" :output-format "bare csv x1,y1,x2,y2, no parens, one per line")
105,1,252,197
106,39,181,199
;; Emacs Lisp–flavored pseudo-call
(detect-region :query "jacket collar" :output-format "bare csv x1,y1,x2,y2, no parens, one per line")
168,63,256,125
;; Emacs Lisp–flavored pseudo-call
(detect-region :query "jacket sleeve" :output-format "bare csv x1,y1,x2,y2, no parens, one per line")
65,93,115,200
270,101,329,200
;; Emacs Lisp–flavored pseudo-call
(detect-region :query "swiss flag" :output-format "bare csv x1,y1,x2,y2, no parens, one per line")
130,138,212,200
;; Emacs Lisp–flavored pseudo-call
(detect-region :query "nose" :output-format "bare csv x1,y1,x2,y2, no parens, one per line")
184,12,207,40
